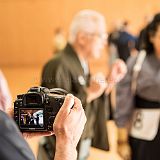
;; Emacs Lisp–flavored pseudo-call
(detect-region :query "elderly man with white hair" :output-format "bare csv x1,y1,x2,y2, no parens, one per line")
39,9,127,160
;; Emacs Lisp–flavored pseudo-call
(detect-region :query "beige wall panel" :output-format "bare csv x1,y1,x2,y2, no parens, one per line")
0,0,160,66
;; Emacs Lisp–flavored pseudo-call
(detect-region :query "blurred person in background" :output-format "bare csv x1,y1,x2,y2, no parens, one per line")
53,27,67,54
39,10,108,160
0,70,12,111
108,21,122,65
39,9,127,160
108,21,137,62
115,13,160,160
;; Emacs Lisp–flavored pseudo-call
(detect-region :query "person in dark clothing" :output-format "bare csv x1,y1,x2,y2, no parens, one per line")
109,21,137,62
29,113,35,125
116,30,136,62
39,10,109,160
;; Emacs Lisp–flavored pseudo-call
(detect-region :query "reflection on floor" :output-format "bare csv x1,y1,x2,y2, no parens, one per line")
2,66,122,160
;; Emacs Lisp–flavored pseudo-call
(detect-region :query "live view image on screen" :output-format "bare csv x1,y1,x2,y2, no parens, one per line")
20,109,44,128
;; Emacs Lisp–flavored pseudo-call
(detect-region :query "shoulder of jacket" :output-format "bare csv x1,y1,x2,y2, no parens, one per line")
43,54,63,69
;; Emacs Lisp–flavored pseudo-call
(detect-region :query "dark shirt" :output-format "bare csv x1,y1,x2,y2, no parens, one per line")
0,110,35,160
109,30,137,62
117,31,137,62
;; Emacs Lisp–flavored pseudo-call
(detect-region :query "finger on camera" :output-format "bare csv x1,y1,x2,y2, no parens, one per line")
72,97,83,111
60,94,74,114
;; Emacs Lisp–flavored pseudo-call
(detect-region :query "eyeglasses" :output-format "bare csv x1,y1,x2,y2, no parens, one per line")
87,32,108,41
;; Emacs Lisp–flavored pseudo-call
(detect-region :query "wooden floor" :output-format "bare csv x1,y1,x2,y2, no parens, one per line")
2,66,122,160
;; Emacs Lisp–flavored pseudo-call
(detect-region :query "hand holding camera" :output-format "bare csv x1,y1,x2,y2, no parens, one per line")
13,86,86,147
54,94,86,160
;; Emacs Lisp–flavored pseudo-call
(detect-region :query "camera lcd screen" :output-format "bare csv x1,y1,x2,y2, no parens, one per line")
19,109,44,129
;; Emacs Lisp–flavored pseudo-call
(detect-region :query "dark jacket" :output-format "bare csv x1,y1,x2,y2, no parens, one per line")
40,44,109,153
0,110,35,160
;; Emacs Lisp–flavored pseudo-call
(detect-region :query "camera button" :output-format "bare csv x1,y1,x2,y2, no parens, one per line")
48,126,52,130
49,116,55,124
46,101,49,104
45,98,50,104
14,110,18,114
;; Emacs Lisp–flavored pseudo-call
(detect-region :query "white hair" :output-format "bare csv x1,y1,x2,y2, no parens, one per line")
68,9,106,44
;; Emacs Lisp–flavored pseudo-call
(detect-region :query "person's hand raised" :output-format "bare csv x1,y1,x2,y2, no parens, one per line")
87,72,107,103
106,59,127,94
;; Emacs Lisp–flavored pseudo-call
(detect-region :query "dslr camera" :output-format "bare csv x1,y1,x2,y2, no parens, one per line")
14,86,68,132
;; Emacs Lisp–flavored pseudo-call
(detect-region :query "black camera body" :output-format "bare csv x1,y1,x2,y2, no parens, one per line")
14,87,67,132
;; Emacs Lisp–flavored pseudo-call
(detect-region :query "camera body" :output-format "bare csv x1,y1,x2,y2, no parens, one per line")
14,87,67,132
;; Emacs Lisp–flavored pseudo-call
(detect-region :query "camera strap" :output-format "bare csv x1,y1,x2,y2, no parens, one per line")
49,88,68,95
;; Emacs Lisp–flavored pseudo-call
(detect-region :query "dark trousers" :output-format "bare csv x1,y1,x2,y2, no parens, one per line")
129,124,160,160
